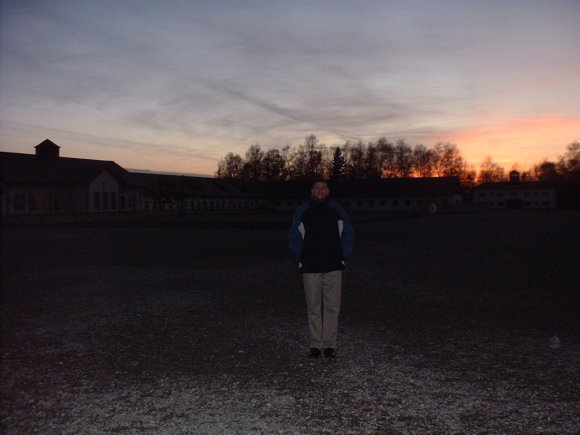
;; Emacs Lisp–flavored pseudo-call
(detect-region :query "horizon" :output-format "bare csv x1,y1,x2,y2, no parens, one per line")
1,1,579,176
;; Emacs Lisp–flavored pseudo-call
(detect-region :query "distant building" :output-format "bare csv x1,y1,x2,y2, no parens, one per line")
1,139,464,217
134,173,263,212
0,140,148,216
0,140,268,216
473,170,556,209
262,177,463,212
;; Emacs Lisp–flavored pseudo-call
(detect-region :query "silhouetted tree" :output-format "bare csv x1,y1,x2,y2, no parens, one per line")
432,142,464,177
534,161,561,184
344,140,367,179
216,152,244,179
279,145,293,181
478,156,506,183
459,163,478,192
304,134,324,180
242,144,265,181
330,146,346,180
365,142,382,179
376,137,396,178
262,148,285,180
412,144,435,177
393,139,413,177
560,141,580,175
217,135,580,190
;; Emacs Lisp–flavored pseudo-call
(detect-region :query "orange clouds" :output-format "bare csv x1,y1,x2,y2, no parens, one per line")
444,115,580,169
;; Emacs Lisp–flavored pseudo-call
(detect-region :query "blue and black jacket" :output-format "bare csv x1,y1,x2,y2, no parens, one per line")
289,198,354,273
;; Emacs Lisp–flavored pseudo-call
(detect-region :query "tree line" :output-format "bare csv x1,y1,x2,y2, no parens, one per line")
216,134,580,188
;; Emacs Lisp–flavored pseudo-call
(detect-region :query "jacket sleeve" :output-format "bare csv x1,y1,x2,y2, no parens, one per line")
332,202,354,260
288,207,305,263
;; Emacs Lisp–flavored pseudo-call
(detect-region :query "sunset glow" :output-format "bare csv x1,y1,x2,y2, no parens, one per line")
444,116,580,169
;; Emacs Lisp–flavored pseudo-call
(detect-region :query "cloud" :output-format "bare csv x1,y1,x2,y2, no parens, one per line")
1,0,579,174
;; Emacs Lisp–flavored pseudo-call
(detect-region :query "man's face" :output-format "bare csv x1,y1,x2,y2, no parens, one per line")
311,182,330,201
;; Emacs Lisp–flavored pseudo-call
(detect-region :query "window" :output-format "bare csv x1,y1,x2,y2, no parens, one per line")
103,192,109,210
111,192,117,210
94,192,101,210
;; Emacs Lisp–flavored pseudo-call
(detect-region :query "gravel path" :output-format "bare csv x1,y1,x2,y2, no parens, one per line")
2,210,579,434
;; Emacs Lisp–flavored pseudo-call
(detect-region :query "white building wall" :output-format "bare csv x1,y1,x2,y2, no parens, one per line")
473,188,556,209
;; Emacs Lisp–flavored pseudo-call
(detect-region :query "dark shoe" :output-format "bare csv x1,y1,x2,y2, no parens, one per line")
324,348,336,358
308,348,321,358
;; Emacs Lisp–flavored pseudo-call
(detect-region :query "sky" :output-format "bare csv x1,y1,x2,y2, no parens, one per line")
1,0,579,176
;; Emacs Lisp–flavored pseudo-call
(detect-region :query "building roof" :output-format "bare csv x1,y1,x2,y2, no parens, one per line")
131,172,253,197
34,139,61,152
0,150,138,186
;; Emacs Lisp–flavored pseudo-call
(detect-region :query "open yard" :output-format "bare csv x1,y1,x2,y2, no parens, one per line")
1,210,579,434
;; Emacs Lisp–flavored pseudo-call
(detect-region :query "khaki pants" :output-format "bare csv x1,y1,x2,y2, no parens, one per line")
303,271,342,350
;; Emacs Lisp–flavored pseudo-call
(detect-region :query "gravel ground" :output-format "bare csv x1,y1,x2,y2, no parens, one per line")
1,210,579,434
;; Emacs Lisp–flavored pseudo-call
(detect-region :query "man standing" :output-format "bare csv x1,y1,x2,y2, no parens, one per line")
289,180,354,358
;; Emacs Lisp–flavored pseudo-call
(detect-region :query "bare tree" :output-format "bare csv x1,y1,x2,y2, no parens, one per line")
478,156,506,183
216,152,244,179
304,134,324,180
560,141,580,174
365,142,381,179
432,142,464,177
262,148,285,180
412,144,435,177
394,139,413,178
344,140,366,179
376,137,396,178
242,144,265,181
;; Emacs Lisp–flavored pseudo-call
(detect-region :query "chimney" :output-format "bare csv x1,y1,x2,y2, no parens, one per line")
509,170,520,184
35,139,61,158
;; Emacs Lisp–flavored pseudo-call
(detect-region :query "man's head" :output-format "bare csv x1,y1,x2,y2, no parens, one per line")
311,180,330,202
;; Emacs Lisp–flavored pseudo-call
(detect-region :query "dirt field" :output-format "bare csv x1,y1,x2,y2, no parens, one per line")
1,210,579,434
